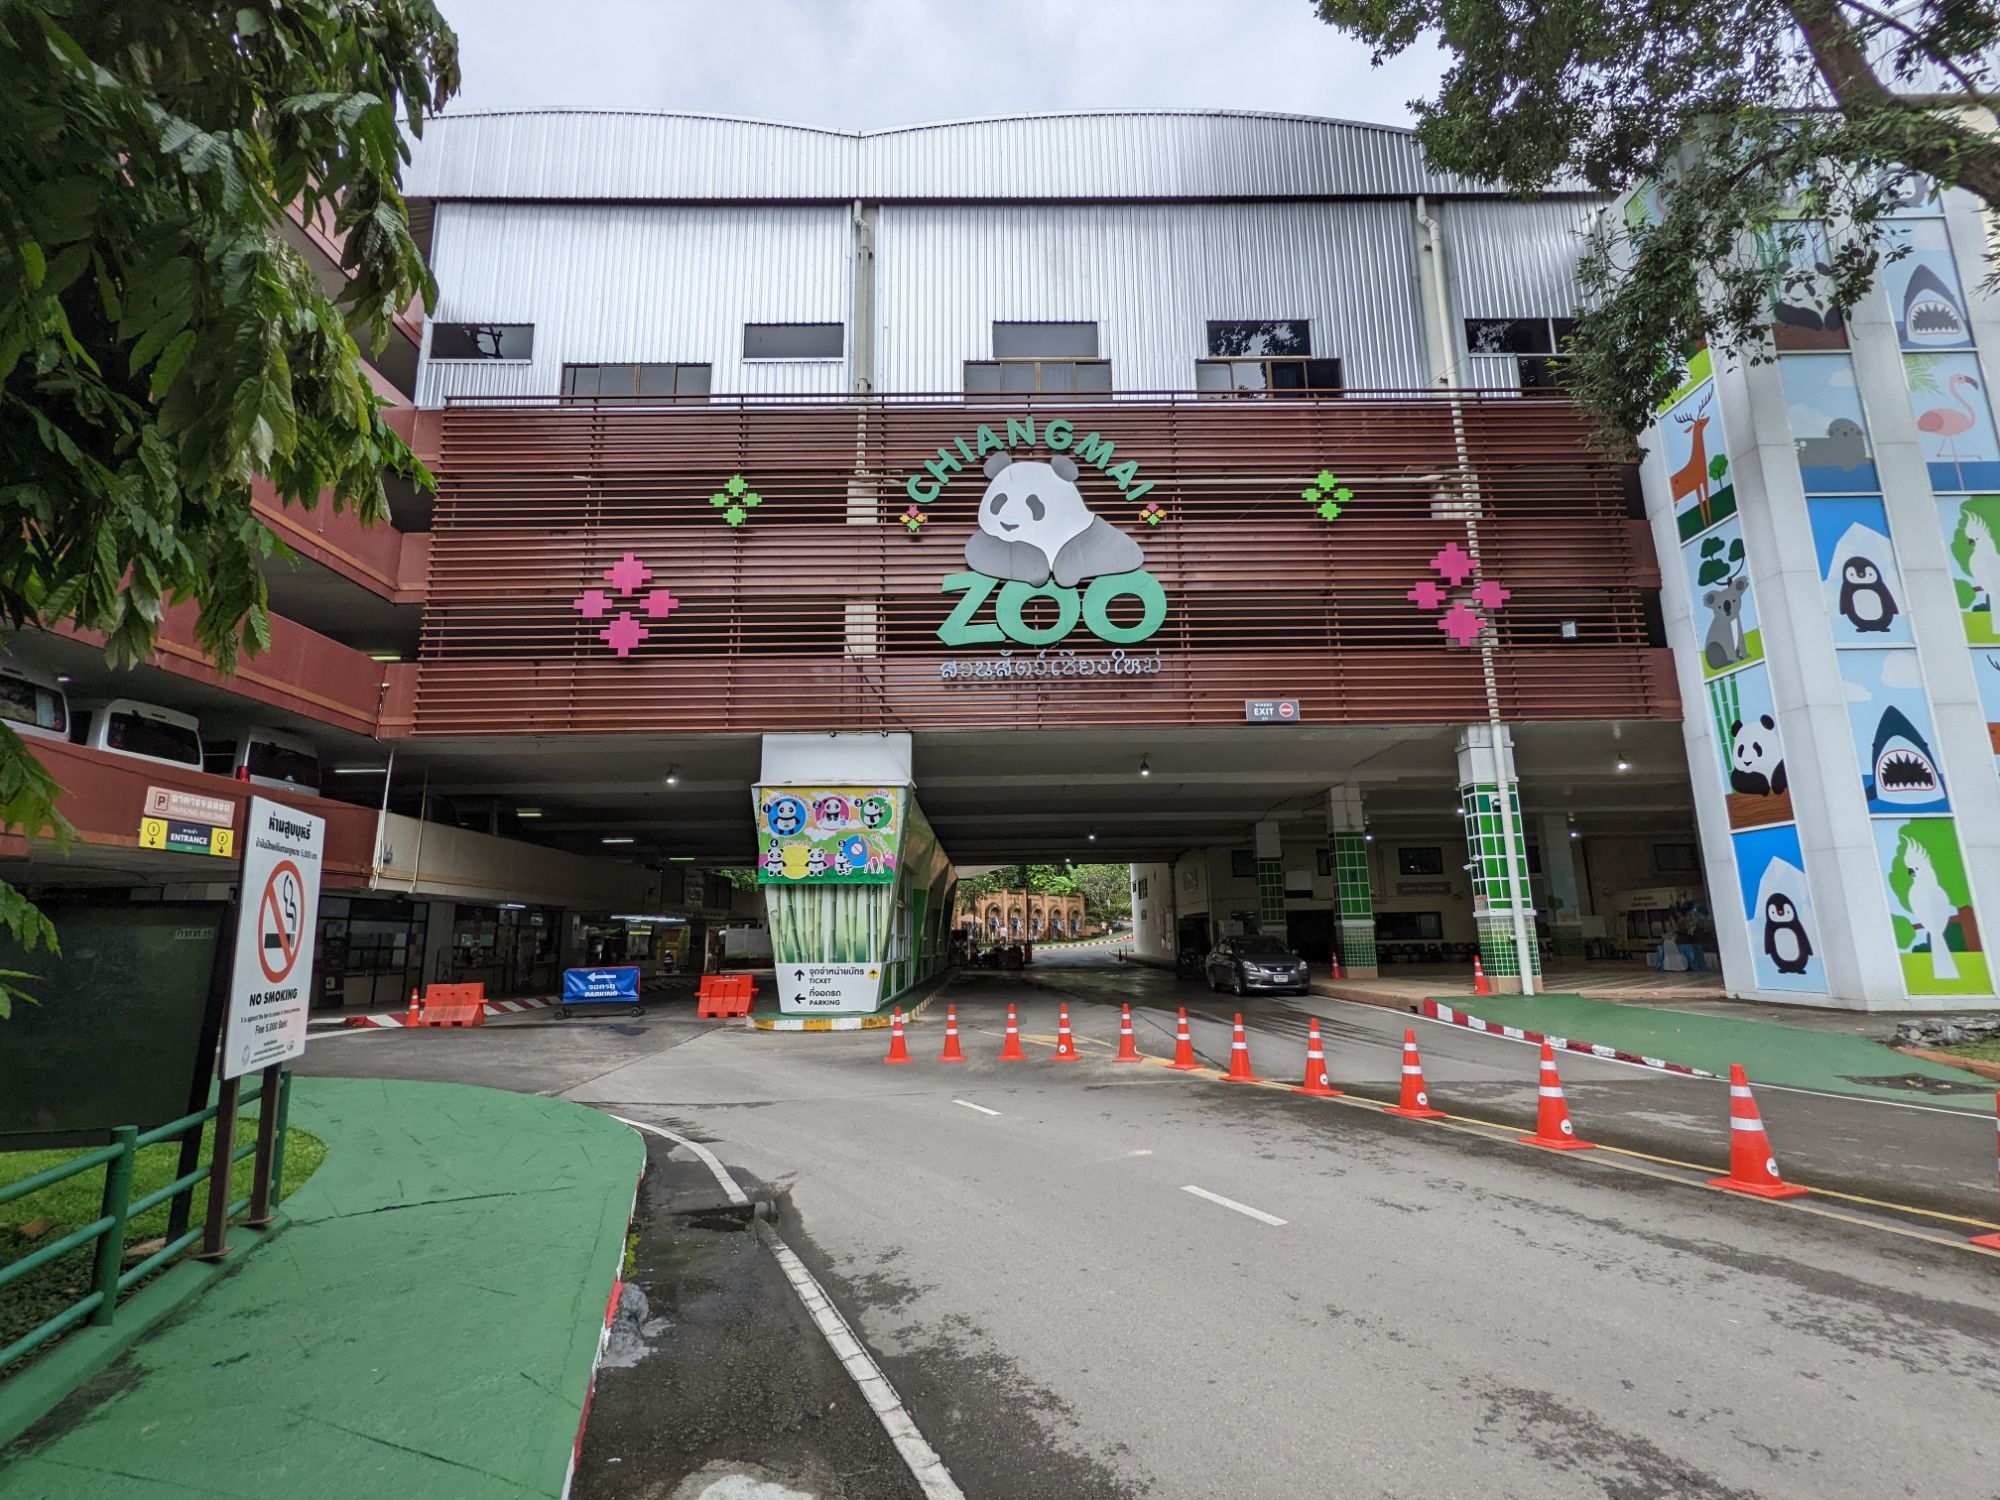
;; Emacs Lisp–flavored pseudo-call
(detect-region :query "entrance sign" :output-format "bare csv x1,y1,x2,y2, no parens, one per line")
139,815,234,857
1245,699,1302,723
777,963,881,1013
220,797,323,1079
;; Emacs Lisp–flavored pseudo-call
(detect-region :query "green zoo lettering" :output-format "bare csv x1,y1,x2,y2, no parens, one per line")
937,570,1166,647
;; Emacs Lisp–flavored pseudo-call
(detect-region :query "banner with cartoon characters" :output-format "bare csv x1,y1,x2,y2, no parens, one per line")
754,787,903,885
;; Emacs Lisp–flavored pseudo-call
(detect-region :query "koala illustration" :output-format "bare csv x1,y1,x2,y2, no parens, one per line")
1701,575,1750,670
964,452,1145,588
1729,713,1788,797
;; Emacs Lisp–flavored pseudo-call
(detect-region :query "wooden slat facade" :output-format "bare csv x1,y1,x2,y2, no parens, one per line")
414,393,1677,735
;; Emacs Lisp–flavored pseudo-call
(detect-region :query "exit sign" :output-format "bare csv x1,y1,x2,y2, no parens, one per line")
1245,699,1301,723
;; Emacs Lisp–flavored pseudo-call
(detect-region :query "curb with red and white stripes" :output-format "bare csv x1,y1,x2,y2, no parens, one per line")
321,995,562,1029
562,1159,645,1500
1420,1000,1718,1080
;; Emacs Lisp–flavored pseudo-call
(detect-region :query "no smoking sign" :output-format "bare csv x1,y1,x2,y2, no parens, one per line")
257,860,307,984
221,797,325,1079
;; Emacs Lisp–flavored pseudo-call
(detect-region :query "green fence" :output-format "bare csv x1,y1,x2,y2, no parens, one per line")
0,1070,293,1372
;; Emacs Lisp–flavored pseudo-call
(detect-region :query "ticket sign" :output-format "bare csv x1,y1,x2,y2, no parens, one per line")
219,797,324,1079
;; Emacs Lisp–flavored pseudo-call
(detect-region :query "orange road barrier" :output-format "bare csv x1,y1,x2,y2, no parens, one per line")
1520,1042,1595,1151
1974,1094,2000,1251
999,1003,1027,1061
1472,954,1492,996
883,1007,911,1065
1706,1064,1807,1199
1168,1008,1200,1071
1113,1004,1142,1062
1053,1002,1080,1061
1221,1013,1260,1083
1295,1018,1341,1097
940,1004,966,1063
414,982,486,1027
1385,1028,1445,1119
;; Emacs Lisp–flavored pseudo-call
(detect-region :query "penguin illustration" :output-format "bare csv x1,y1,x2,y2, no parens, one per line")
1837,556,1899,634
1762,893,1813,976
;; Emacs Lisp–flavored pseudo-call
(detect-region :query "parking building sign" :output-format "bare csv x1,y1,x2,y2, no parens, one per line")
220,796,324,1079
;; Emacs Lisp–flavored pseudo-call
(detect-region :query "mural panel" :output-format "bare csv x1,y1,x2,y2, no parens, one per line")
1708,664,1792,829
1839,649,1951,815
1882,218,1973,350
1731,824,1827,993
1873,817,1990,996
1940,493,2000,645
1682,517,1763,676
753,787,903,884
1766,223,1847,351
1972,649,2000,766
1807,497,1911,645
1661,378,1735,542
1906,353,2000,491
1780,355,1878,493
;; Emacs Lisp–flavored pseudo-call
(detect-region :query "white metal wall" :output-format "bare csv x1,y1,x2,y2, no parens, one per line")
873,201,1432,393
419,202,852,406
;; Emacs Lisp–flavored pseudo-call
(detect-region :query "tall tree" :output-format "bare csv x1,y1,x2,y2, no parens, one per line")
0,0,459,1012
1314,0,2000,440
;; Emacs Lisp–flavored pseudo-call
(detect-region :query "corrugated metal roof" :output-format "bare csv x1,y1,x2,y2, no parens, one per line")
403,109,1569,203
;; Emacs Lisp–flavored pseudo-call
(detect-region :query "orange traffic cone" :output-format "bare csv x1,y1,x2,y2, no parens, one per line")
1221,1013,1260,1083
404,987,421,1026
1520,1042,1595,1151
1295,1018,1341,1097
940,1004,965,1063
999,1002,1026,1061
1167,1008,1200,1071
1972,1094,2000,1250
1328,953,1343,982
1113,1003,1141,1062
1386,1028,1445,1119
1706,1064,1807,1199
883,1007,911,1065
1471,954,1492,996
1053,1002,1080,1061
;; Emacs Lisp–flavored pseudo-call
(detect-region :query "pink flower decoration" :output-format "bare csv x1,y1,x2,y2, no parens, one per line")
1430,543,1476,585
600,613,649,657
603,552,652,596
1438,601,1486,647
573,588,611,619
645,589,682,619
1406,580,1447,610
1471,579,1511,612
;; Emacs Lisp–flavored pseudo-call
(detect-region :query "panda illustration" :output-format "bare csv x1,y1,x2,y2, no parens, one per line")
804,847,829,878
764,796,807,837
759,843,785,877
1763,893,1813,975
1837,556,1900,634
859,795,893,831
813,794,853,828
965,452,1145,588
1729,714,1788,797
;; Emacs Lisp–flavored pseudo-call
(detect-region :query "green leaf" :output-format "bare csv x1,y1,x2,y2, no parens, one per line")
148,329,197,398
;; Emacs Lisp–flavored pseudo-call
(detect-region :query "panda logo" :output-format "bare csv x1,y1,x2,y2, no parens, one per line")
965,452,1145,588
1729,714,1788,797
765,796,807,837
804,848,829,878
1837,556,1899,634
759,844,785,877
859,795,893,831
813,795,853,828
1763,893,1813,975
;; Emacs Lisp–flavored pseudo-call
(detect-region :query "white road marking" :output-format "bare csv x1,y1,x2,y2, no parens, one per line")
608,1114,964,1500
953,1099,1001,1116
1181,1184,1287,1226
1128,1149,1154,1157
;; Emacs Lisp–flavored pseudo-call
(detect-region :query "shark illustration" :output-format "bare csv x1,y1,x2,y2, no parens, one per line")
1902,264,1969,346
1870,705,1945,806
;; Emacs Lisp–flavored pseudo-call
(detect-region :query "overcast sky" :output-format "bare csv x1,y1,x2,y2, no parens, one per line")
436,0,1446,131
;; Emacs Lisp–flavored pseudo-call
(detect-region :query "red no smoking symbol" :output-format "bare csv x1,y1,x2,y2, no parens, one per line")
258,860,306,984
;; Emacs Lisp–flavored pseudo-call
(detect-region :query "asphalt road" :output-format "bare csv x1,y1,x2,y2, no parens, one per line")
300,951,2000,1499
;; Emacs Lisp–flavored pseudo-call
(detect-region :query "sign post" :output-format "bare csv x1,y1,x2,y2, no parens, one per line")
202,797,323,1257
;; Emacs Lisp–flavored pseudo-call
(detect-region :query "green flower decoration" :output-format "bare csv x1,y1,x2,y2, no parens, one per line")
1305,471,1354,522
725,474,747,497
711,474,761,523
1317,499,1343,521
723,503,748,527
1302,486,1321,504
1315,469,1338,491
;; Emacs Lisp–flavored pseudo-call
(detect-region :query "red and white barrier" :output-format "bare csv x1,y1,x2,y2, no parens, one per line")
1421,1000,1717,1080
332,994,562,1029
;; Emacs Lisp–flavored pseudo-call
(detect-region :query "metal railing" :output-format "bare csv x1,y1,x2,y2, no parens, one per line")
0,1069,294,1371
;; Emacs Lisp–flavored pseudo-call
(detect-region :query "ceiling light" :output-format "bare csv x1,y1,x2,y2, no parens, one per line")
664,763,680,785
369,652,403,662
1087,829,1097,841
1363,834,1374,842
55,674,72,685
1138,755,1151,777
667,855,695,862
1616,758,1631,772
515,808,542,819
1569,830,1580,839
601,836,636,845
332,766,389,776
1558,620,1578,640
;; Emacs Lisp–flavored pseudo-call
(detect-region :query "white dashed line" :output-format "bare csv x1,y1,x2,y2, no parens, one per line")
953,1099,1001,1117
1182,1185,1287,1226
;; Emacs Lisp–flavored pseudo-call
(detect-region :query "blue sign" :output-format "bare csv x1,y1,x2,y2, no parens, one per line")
563,966,641,1004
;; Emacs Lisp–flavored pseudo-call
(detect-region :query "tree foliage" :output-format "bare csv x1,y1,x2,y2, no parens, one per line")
1315,0,2000,442
0,0,459,1013
955,861,1133,916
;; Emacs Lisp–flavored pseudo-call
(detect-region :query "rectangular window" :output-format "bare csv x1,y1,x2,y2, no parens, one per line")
1206,320,1310,357
1315,847,1335,877
1229,849,1258,880
1376,910,1444,941
562,363,711,403
1464,317,1574,391
1195,357,1342,397
429,322,534,360
1136,877,1149,900
1654,842,1702,874
963,359,1113,397
743,323,844,359
992,322,1097,358
1397,846,1443,877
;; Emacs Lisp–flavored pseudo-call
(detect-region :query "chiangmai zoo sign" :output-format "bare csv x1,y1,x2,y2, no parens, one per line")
905,418,1167,651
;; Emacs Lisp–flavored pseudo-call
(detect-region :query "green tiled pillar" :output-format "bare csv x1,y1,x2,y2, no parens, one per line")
1455,726,1540,988
1328,785,1377,977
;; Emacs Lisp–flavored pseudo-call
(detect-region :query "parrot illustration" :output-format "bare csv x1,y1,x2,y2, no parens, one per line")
1899,833,1959,980
1965,509,2000,616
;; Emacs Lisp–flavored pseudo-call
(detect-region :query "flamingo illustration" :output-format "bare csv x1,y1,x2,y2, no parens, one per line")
1916,372,1983,486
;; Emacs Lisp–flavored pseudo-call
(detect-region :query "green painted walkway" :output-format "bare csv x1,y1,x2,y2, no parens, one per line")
0,1077,643,1499
1440,994,1995,1110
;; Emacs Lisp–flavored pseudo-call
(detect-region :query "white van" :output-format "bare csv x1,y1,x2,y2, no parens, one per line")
69,698,204,770
0,663,69,743
202,726,321,795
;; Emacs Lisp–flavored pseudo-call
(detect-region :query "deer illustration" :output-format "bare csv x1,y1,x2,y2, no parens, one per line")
1670,390,1718,527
